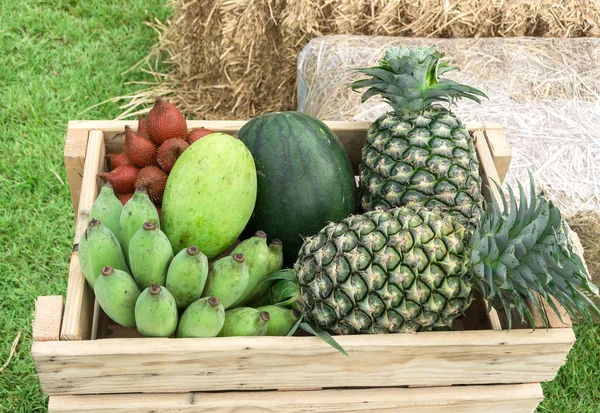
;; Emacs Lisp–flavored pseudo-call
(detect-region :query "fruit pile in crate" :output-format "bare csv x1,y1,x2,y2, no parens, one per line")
81,46,599,346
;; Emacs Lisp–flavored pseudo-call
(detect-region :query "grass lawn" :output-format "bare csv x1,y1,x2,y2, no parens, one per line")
0,1,598,412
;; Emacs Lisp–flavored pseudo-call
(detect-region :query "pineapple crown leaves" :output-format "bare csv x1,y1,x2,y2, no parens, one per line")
471,173,600,328
350,45,488,112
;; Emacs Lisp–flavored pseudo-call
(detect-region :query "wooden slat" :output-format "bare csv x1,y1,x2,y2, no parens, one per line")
484,129,512,184
473,130,504,331
60,130,105,341
32,296,64,342
71,120,502,173
32,329,574,395
64,128,89,217
530,294,573,329
103,322,144,339
66,120,503,134
47,383,542,413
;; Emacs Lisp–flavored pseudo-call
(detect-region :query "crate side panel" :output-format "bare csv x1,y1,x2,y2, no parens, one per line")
64,127,89,217
484,129,512,183
75,119,497,170
32,296,64,342
47,383,543,413
33,330,574,395
60,130,105,341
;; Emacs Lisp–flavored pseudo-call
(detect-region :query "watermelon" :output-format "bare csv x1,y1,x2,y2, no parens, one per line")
237,112,357,266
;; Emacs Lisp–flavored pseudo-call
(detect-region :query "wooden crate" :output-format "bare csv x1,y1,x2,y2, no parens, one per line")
31,120,575,413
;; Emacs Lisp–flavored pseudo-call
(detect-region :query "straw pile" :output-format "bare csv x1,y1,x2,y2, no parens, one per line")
115,0,600,120
297,35,600,287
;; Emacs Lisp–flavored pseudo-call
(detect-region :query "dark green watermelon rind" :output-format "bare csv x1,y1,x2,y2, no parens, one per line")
238,112,357,266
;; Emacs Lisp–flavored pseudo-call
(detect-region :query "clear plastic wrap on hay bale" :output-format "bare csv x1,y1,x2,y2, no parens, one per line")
115,0,599,120
297,35,600,287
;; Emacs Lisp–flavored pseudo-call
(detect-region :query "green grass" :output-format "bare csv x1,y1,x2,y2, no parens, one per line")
0,1,598,412
0,1,169,411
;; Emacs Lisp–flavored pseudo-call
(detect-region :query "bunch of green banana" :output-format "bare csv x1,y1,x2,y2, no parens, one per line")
129,221,173,289
228,232,284,307
94,266,140,328
78,218,129,289
203,253,249,309
120,187,160,263
135,285,178,337
176,297,225,338
166,246,209,309
218,307,271,337
90,183,123,243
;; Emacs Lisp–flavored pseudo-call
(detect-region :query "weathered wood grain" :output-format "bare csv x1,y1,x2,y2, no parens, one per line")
32,296,64,342
32,329,574,396
47,383,543,413
60,130,104,341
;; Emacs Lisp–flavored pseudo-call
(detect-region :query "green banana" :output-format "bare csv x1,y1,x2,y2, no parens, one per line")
129,222,173,289
78,218,129,289
202,253,249,309
134,285,178,337
94,266,140,328
166,246,209,309
230,231,270,306
218,307,270,337
90,183,123,244
256,305,301,336
119,187,160,263
176,297,225,338
266,238,283,275
241,239,284,306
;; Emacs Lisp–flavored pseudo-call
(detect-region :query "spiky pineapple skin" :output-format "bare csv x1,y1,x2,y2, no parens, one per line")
294,207,473,335
359,107,483,228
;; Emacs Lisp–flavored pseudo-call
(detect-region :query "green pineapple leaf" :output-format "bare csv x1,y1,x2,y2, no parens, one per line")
351,45,488,112
300,323,349,357
474,174,600,328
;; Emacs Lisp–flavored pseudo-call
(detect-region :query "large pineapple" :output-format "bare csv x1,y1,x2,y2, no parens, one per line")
352,46,487,228
288,178,599,334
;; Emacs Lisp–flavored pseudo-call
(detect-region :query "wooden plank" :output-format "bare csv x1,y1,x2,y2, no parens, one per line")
484,129,512,184
66,120,503,134
474,130,504,206
72,120,501,172
103,322,144,339
90,301,110,340
60,130,105,341
32,329,574,395
64,127,89,218
530,293,573,329
473,130,504,331
47,383,543,413
32,296,64,342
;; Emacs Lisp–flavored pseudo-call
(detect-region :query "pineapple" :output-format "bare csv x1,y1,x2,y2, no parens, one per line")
288,178,599,334
351,46,487,228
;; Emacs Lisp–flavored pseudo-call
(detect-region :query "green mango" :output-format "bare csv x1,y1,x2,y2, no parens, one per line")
161,133,257,259
135,285,178,337
218,307,270,337
256,305,301,336
94,266,140,328
176,297,225,338
166,246,209,309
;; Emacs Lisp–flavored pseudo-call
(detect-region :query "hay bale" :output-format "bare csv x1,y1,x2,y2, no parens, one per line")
114,0,600,120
